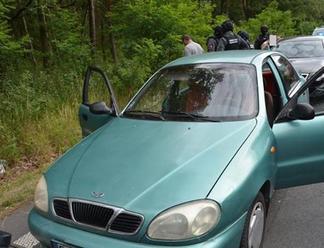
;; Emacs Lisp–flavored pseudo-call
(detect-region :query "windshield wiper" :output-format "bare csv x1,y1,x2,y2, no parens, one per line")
123,110,165,120
161,111,221,122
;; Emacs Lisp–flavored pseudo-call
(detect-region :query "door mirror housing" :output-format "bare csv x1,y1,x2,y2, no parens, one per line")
287,103,315,120
89,101,113,115
0,230,11,248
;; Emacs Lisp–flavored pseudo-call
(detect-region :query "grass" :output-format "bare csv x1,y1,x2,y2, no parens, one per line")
0,162,47,219
0,99,81,218
0,65,134,219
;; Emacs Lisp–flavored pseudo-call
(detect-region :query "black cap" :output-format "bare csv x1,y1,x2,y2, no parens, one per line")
261,25,269,35
213,25,223,37
222,20,234,32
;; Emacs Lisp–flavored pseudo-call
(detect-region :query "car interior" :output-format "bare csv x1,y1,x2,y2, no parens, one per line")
262,64,283,125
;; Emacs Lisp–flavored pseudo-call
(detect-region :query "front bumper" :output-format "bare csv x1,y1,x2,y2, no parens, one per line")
29,209,246,248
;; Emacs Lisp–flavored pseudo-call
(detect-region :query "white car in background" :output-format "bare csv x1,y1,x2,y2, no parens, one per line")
313,27,324,36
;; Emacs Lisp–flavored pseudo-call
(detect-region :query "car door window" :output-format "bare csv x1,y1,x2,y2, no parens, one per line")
80,67,119,136
86,72,112,108
271,55,300,95
262,62,283,125
309,76,324,115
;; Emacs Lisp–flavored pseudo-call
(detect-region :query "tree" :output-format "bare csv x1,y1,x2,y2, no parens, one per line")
239,1,296,41
88,0,96,57
0,1,18,51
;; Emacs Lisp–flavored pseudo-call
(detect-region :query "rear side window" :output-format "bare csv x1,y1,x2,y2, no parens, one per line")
271,55,300,94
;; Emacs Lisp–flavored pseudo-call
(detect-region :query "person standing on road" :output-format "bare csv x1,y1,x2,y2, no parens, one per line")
182,35,204,56
206,25,223,52
216,20,249,51
254,25,270,50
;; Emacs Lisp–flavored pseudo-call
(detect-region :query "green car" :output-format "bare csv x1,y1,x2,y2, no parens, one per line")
29,50,324,248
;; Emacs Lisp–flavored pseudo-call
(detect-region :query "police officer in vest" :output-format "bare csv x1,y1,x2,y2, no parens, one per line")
206,25,223,52
216,20,249,51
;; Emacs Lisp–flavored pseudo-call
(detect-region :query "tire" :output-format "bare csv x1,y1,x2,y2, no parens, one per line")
240,192,266,248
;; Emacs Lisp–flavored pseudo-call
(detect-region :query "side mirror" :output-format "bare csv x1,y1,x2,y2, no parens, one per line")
89,101,113,115
287,103,315,120
0,231,11,248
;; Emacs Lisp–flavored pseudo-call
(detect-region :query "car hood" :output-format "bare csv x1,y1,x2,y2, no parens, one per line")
289,57,324,75
51,118,256,214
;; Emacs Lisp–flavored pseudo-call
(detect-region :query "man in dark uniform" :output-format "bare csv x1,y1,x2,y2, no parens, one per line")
206,25,223,52
254,25,270,49
216,20,249,51
238,30,251,48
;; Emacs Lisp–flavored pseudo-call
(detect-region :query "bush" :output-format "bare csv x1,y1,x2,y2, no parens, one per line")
239,1,296,41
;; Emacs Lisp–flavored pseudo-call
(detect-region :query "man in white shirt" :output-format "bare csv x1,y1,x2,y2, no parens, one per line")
182,35,204,56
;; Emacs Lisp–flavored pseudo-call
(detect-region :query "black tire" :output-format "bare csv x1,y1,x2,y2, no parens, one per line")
240,192,266,248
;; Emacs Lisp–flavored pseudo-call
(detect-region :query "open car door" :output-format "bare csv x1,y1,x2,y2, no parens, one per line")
273,67,324,189
79,66,119,137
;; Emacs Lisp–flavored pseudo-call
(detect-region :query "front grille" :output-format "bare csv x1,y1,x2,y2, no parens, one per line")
52,198,144,235
53,199,72,220
110,213,143,234
72,201,114,229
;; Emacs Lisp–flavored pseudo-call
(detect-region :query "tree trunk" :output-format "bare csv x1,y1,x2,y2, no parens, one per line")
37,0,51,67
241,0,248,19
22,15,37,66
88,0,96,57
101,20,106,61
107,0,118,63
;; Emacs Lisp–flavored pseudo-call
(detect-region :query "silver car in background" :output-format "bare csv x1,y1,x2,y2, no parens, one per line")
275,36,324,99
313,27,324,36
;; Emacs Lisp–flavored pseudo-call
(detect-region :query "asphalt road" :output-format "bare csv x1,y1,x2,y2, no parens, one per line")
263,183,324,248
2,183,324,248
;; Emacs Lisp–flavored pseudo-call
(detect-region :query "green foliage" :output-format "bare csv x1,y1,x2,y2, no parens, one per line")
112,1,212,60
214,14,229,26
239,1,296,41
0,1,21,61
108,38,163,95
0,0,323,172
107,0,212,91
0,66,82,164
49,9,90,65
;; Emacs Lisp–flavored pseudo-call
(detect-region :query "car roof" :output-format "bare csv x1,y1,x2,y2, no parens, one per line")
279,36,324,42
164,50,272,68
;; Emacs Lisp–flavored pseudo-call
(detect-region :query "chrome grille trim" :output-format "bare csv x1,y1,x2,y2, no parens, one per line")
109,212,144,235
52,198,144,235
53,199,72,220
51,197,74,224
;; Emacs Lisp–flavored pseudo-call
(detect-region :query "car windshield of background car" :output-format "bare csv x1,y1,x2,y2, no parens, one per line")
276,40,324,58
124,63,258,122
314,28,324,36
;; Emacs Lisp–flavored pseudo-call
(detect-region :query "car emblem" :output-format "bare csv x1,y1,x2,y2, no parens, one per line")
91,191,105,198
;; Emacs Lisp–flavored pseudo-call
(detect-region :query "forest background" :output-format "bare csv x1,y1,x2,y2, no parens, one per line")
0,0,323,215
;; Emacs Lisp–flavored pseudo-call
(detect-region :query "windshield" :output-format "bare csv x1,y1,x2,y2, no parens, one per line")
313,28,324,36
275,39,324,58
124,63,258,122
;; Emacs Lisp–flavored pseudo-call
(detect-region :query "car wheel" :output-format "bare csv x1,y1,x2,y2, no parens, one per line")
240,192,266,248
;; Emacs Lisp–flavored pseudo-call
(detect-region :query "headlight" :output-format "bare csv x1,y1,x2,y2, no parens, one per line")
147,200,221,241
34,175,48,213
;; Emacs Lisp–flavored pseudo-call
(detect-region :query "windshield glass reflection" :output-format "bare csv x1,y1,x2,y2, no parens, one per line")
124,63,258,122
